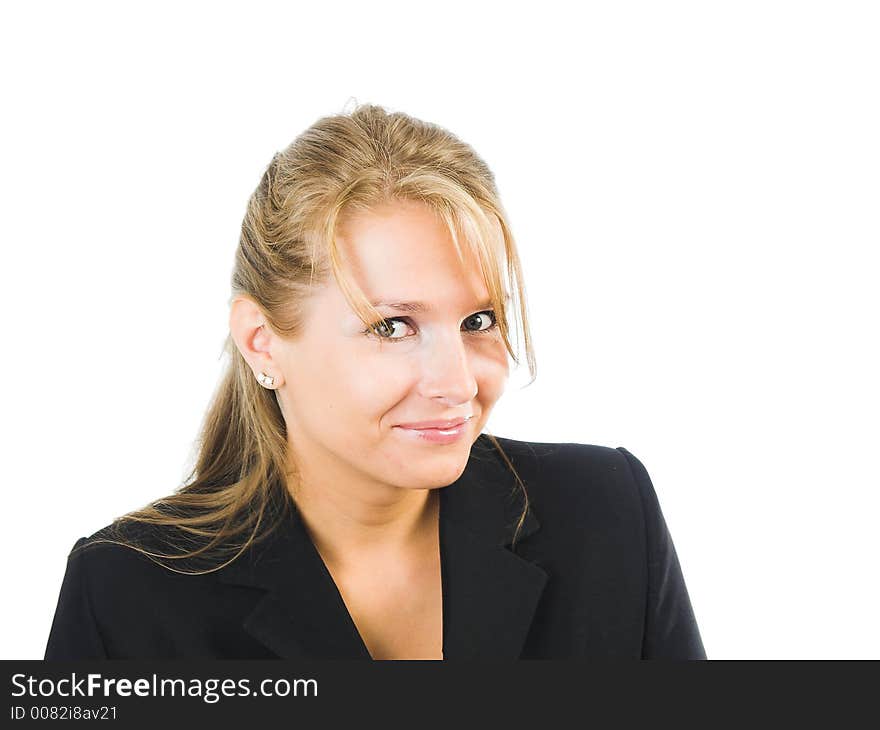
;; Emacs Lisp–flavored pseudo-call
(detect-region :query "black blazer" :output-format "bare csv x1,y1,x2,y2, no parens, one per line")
44,435,706,659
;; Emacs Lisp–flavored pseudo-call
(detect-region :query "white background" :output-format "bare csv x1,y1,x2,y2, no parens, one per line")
2,0,877,659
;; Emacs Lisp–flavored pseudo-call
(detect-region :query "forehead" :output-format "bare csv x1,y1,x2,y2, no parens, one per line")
335,200,493,306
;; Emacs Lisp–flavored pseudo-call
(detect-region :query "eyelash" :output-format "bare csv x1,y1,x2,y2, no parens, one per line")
363,310,500,344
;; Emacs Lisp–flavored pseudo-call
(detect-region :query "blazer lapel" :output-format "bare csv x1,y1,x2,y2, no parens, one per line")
217,434,547,659
217,504,372,659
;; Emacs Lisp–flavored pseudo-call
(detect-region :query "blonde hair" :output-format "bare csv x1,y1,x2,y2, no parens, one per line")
76,103,538,574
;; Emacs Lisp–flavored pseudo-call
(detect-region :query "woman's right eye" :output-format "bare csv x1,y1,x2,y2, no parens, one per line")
366,317,412,341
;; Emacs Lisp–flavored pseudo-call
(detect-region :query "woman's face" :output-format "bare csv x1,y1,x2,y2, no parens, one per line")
263,199,510,495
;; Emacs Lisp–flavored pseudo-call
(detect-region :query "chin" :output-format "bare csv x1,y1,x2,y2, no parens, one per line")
396,457,470,490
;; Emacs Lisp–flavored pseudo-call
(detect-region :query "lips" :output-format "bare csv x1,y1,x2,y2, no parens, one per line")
395,416,473,430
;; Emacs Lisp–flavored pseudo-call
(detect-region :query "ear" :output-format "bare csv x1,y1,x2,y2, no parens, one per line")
229,296,285,388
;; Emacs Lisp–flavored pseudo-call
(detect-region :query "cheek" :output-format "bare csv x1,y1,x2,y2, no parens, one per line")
475,374,506,409
475,346,510,397
333,356,417,418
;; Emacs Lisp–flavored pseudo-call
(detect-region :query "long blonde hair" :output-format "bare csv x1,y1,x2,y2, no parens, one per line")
76,103,538,574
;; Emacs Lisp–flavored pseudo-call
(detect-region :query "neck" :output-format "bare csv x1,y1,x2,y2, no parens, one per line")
288,466,439,570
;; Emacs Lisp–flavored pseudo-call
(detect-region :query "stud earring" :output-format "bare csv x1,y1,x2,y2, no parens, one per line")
257,372,275,388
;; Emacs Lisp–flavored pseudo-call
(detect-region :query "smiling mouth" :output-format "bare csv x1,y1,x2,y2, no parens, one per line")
395,415,473,430
393,418,472,444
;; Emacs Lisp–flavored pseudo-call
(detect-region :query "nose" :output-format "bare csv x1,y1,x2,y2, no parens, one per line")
419,330,479,406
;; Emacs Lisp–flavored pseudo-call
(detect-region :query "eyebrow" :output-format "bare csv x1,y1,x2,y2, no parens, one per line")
370,294,511,313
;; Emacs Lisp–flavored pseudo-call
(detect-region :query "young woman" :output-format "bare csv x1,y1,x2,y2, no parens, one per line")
44,104,706,660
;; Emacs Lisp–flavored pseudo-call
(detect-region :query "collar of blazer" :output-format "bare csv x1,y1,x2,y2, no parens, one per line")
215,434,547,659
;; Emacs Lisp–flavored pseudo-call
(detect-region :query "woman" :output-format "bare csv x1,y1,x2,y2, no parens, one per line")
44,104,706,660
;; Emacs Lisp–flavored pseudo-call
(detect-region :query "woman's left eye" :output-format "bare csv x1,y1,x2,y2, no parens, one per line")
364,310,498,342
462,311,498,333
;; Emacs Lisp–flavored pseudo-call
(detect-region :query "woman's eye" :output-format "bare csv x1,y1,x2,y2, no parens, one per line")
365,310,498,342
463,311,497,332
370,318,411,339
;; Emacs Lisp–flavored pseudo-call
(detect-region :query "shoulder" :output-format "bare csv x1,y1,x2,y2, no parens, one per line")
478,433,654,525
480,433,643,495
480,432,629,467
65,520,207,587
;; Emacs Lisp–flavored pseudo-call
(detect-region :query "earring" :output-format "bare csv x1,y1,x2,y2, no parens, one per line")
257,372,275,388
